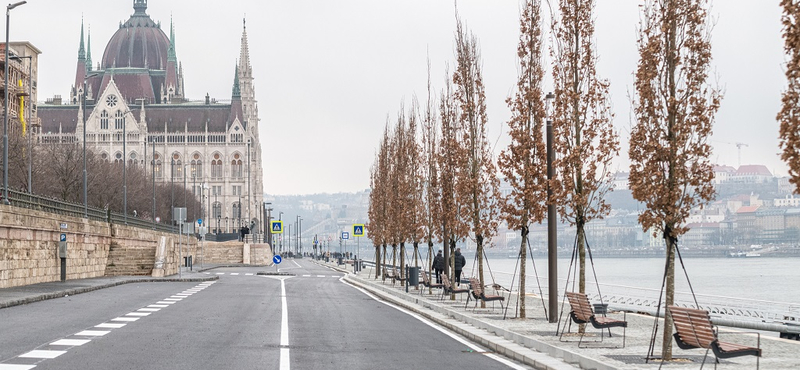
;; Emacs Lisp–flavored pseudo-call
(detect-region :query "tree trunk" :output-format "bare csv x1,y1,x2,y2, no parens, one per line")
577,222,586,333
400,242,405,279
392,244,397,272
382,244,387,281
375,245,380,279
449,238,456,300
477,234,486,308
662,227,677,361
427,241,433,294
413,241,419,290
519,226,528,319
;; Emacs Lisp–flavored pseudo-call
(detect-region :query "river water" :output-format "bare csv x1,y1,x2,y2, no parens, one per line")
359,247,800,306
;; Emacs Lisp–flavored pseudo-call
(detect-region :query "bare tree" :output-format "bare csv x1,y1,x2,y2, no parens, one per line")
550,0,619,302
421,59,442,293
779,0,800,191
498,0,548,319
438,68,468,294
369,122,393,280
629,0,719,360
452,13,501,301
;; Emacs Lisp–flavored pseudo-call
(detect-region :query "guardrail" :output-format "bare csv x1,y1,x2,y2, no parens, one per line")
7,188,178,234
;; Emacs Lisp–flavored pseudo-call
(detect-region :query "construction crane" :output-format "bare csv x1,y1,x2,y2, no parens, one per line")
715,141,749,167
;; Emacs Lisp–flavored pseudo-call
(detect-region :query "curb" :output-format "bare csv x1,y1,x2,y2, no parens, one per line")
342,272,618,370
0,275,218,309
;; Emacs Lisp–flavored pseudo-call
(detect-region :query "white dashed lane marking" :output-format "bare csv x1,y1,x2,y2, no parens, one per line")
51,339,90,346
75,330,110,337
2,281,218,370
95,323,126,329
19,350,67,359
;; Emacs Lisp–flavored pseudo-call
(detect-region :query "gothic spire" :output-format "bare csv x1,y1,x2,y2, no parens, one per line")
78,17,86,60
86,26,93,72
232,64,241,99
238,17,251,75
168,16,177,61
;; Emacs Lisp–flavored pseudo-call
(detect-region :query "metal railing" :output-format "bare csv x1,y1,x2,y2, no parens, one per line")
7,188,178,234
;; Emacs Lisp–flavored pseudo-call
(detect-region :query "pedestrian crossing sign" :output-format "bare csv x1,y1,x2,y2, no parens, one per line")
270,220,283,234
353,224,365,237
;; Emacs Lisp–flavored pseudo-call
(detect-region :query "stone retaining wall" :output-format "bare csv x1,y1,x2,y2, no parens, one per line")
0,204,197,288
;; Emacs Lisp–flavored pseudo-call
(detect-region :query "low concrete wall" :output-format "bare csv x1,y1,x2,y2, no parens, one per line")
196,241,272,265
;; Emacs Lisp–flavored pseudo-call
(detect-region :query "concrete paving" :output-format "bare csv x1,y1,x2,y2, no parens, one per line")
329,260,799,370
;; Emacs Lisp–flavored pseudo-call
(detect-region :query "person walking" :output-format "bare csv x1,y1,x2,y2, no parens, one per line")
433,250,445,283
454,248,466,286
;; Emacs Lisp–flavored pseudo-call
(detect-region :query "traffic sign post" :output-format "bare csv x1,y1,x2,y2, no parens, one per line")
273,254,282,272
352,225,364,273
59,233,67,281
270,220,283,234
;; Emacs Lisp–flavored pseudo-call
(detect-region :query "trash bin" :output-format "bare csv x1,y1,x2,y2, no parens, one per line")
408,266,420,286
183,256,193,269
337,257,343,265
593,303,608,315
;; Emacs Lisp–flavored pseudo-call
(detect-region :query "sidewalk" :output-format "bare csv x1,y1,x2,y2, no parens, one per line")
0,267,219,309
323,260,799,370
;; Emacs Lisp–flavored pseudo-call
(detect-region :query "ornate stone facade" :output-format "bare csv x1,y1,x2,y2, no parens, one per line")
38,0,264,232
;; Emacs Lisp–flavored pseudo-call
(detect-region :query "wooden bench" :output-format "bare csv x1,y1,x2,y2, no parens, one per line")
419,270,444,295
561,292,627,348
382,267,394,283
668,305,761,369
393,267,406,285
440,274,470,300
465,277,505,311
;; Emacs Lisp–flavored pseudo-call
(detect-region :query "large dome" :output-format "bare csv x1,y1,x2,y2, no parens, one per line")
101,0,170,70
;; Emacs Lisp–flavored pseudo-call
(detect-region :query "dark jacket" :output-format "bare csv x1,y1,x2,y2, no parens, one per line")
454,251,466,271
433,253,445,270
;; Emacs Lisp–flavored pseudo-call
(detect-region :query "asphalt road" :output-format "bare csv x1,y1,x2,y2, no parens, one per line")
0,260,529,370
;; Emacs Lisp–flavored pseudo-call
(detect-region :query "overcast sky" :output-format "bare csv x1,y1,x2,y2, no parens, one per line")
9,1,788,195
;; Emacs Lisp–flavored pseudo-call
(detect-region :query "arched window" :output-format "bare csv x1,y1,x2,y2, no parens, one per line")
101,152,109,163
128,152,137,166
114,111,124,130
100,110,109,130
231,154,242,178
211,153,222,178
172,153,182,178
212,202,221,219
232,202,241,220
114,152,123,164
190,153,202,178
153,153,163,179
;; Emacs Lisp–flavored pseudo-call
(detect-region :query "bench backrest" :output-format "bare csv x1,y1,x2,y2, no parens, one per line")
668,305,717,349
441,274,453,290
420,270,431,284
566,292,595,322
469,278,483,296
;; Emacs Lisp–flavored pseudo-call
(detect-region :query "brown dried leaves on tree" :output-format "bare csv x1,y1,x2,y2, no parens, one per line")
779,0,800,191
629,0,719,360
452,14,501,295
498,0,548,319
550,0,619,298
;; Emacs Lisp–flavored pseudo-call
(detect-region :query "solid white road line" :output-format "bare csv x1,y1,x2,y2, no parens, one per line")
50,339,91,346
19,350,66,359
280,278,290,370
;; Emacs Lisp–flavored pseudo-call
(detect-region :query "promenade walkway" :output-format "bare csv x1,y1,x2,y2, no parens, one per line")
326,260,800,370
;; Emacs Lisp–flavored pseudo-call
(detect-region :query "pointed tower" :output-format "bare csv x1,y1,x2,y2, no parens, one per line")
238,18,258,136
165,16,178,103
71,18,87,104
86,26,92,73
229,64,244,124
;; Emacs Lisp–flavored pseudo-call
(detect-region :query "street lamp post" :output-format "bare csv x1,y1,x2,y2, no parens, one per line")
152,137,155,226
279,211,283,252
545,91,557,323
122,115,127,224
247,138,251,226
3,0,26,204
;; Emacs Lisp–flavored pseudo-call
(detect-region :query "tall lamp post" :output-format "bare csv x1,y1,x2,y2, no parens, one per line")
545,91,557,323
2,0,26,204
278,211,283,252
